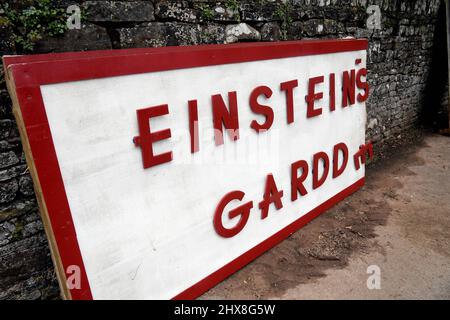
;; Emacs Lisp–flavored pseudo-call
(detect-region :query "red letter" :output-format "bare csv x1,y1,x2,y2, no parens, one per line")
333,142,348,178
306,76,324,118
188,100,199,153
250,85,274,132
133,104,172,169
280,79,298,124
291,159,309,201
213,191,253,238
356,68,369,102
312,151,329,189
342,69,356,107
354,142,374,170
212,91,240,146
259,174,284,219
329,73,336,111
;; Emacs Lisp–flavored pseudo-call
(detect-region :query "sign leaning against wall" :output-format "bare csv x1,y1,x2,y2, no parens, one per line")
3,39,372,300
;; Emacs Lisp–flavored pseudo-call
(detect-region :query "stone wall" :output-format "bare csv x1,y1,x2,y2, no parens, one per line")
0,0,447,299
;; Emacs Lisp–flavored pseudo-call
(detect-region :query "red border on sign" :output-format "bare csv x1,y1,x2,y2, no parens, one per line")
5,39,368,300
174,176,364,299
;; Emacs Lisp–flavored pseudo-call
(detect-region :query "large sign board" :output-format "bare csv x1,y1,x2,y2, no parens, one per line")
4,40,371,300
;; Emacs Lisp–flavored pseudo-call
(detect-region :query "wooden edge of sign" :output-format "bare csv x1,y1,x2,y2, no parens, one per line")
4,65,72,300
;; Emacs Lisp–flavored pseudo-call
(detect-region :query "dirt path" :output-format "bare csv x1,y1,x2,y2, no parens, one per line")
202,133,450,300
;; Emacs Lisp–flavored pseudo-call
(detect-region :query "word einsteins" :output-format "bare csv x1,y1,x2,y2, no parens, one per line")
133,59,369,238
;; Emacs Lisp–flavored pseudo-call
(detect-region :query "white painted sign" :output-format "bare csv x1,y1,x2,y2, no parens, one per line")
4,40,371,299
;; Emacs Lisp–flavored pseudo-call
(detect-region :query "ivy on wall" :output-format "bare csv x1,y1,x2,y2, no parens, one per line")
0,0,68,52
274,1,293,40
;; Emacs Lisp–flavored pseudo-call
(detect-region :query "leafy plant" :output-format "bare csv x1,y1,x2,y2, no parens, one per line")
275,1,293,40
199,4,214,21
0,0,68,52
225,0,240,21
225,0,239,12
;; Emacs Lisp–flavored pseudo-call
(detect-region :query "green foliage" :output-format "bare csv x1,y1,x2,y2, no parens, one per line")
225,0,239,12
274,1,293,40
0,0,68,52
199,4,214,21
11,221,23,242
225,0,240,21
274,1,293,25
